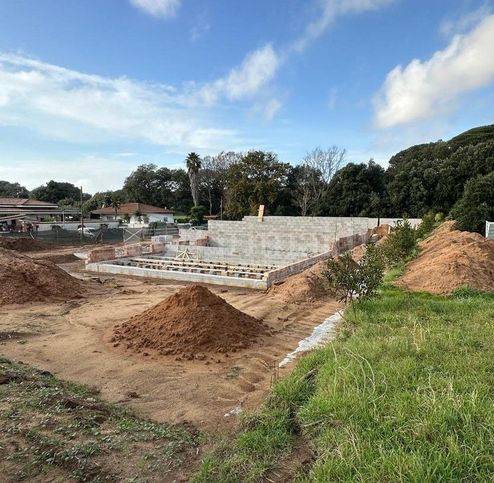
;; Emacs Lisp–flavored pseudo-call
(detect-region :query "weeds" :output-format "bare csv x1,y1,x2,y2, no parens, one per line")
0,359,201,481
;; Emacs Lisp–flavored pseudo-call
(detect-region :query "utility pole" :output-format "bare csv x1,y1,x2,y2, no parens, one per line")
80,186,84,244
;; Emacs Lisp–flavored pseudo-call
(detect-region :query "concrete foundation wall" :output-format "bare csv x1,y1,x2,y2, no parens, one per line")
86,262,268,289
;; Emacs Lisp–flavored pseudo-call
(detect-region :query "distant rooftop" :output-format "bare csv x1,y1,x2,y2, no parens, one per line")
92,202,173,215
0,198,58,208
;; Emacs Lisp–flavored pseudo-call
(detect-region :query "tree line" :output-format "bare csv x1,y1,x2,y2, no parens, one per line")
1,124,493,232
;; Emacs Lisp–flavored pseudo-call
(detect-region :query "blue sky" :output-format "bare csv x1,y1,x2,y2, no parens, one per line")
0,0,493,193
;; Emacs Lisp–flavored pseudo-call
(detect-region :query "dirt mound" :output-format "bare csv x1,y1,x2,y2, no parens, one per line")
271,262,327,303
0,237,52,252
0,248,83,305
397,227,494,295
272,242,374,303
112,285,267,359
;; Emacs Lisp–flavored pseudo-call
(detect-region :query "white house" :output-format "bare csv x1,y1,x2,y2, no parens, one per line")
91,202,174,227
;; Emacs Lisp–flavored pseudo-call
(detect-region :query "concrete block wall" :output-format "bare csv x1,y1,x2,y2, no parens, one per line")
207,216,421,264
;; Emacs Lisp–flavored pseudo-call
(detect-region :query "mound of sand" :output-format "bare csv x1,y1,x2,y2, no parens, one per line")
397,225,494,295
112,285,267,359
0,248,83,305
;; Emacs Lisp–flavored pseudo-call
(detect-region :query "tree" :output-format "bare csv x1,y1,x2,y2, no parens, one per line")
319,160,387,217
321,242,385,304
224,150,291,220
0,181,29,198
451,172,494,233
30,181,89,206
123,164,160,205
199,151,241,215
294,146,346,215
122,164,193,212
185,152,202,207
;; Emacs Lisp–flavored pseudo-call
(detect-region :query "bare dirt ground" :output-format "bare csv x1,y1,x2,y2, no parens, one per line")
0,250,340,433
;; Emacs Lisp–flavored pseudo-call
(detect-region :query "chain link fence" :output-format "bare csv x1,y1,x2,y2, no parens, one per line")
0,224,180,246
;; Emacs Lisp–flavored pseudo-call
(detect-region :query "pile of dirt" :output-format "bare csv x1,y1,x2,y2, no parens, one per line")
272,241,377,303
0,237,52,252
112,285,267,359
270,262,327,303
0,248,83,305
397,225,494,295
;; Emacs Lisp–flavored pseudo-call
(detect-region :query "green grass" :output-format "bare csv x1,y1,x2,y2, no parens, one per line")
194,283,494,482
0,358,201,481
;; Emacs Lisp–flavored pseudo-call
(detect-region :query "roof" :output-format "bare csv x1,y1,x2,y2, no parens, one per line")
0,198,58,208
92,202,173,215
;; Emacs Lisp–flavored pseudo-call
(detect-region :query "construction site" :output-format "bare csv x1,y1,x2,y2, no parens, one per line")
85,215,419,289
2,214,494,480
0,216,412,425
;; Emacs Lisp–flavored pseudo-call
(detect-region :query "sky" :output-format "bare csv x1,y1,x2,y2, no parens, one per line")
0,0,493,193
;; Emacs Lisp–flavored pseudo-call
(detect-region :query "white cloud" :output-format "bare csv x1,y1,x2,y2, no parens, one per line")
198,44,281,104
129,0,182,18
291,0,395,53
374,15,494,128
0,53,237,150
440,4,491,37
264,98,283,121
0,156,135,193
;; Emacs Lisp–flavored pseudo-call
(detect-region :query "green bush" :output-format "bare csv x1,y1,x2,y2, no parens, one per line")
451,172,494,233
382,217,418,264
321,242,385,303
415,211,436,239
189,205,207,225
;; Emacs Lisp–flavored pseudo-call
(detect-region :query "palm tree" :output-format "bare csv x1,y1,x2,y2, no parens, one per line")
185,152,202,207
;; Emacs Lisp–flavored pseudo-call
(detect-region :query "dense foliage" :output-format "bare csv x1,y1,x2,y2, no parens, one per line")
451,171,494,233
3,124,493,229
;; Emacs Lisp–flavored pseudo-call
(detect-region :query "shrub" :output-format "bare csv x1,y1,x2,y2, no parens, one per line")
321,242,385,304
451,172,494,233
382,217,417,264
415,211,436,239
189,205,207,225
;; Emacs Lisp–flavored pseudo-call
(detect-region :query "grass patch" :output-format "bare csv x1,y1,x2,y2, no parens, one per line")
0,359,201,481
194,281,494,482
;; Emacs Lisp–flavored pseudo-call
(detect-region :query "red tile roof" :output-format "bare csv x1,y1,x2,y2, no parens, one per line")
92,202,173,215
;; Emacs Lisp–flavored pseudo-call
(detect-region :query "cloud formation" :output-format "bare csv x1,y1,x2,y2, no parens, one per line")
291,0,395,53
129,0,182,18
374,14,494,128
0,53,236,150
198,44,281,104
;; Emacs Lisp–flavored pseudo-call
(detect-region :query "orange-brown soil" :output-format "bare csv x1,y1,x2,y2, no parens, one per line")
113,285,267,359
0,247,341,431
397,222,494,295
0,248,83,305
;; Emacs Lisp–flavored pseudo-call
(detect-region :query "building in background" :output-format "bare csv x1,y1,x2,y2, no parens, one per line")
0,198,79,232
92,202,174,227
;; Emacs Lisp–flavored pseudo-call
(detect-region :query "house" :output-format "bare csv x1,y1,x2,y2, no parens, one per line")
0,198,79,232
91,202,174,227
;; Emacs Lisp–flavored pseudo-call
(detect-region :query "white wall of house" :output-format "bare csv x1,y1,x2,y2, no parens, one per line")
100,213,174,225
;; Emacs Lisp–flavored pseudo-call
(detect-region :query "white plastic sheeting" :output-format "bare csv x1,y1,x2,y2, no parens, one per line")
279,310,342,367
